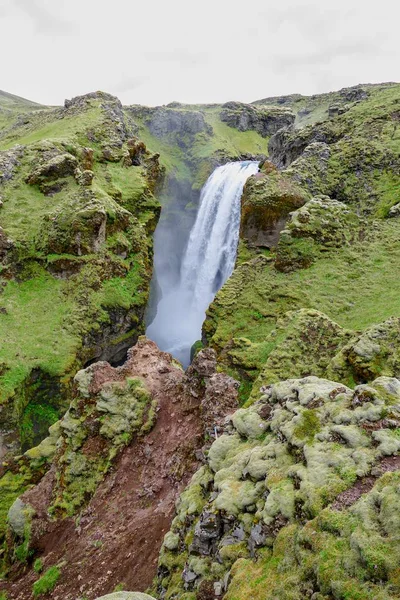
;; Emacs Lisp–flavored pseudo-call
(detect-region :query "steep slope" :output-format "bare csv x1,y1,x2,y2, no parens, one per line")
204,82,400,402
0,91,163,457
0,340,239,599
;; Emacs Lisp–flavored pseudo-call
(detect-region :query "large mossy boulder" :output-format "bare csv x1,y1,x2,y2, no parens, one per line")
328,317,400,385
158,375,400,599
247,309,354,403
275,195,359,272
240,163,309,248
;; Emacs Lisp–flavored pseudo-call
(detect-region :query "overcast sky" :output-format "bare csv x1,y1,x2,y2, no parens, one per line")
0,0,398,106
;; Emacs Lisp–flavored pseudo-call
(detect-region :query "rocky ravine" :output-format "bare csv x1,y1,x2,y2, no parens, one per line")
0,340,239,599
0,82,399,600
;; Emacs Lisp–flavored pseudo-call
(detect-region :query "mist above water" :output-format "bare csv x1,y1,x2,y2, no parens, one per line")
146,161,259,368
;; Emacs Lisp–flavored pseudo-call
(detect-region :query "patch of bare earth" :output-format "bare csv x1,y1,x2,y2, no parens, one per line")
332,455,400,510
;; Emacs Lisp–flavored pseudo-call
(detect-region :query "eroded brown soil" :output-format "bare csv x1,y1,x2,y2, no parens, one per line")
2,340,238,600
332,455,400,510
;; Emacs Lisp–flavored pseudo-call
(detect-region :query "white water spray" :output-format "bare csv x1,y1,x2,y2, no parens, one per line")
146,161,259,367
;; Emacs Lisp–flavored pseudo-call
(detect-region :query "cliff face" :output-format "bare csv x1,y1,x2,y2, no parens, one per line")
0,83,399,600
0,91,164,457
204,82,400,403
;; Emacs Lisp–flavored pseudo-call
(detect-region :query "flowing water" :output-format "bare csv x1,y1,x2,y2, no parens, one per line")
146,161,259,367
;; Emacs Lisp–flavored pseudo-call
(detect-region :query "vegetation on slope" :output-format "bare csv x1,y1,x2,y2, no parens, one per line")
0,91,163,453
204,83,400,403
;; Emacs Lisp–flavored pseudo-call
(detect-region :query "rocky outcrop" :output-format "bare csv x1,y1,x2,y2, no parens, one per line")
248,309,354,402
329,317,400,385
240,162,309,248
0,340,239,600
158,375,400,599
148,108,212,140
128,105,212,146
268,121,342,169
220,102,295,137
275,195,359,272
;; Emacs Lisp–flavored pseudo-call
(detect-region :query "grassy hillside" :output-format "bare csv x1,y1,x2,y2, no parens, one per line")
0,91,162,452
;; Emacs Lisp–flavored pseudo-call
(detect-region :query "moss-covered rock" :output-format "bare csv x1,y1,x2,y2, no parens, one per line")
247,309,354,403
328,317,400,385
275,195,359,271
158,375,400,598
240,165,309,248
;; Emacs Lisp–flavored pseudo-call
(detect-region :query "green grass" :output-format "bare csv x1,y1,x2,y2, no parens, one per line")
0,269,79,402
93,260,145,310
0,103,102,150
206,218,400,376
199,110,268,157
374,172,400,217
33,558,43,573
92,161,148,210
32,566,61,597
0,173,80,245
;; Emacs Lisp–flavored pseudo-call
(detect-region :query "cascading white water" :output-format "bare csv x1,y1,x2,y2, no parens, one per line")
146,161,259,367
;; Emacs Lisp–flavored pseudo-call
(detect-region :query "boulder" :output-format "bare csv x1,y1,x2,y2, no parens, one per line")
328,317,400,384
388,202,400,218
26,152,79,192
275,195,359,272
240,165,309,248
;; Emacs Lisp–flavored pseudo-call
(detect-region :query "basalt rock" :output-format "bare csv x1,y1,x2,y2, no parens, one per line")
268,121,343,169
220,102,295,137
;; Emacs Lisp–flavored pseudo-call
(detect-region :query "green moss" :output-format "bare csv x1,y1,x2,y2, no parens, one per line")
293,409,321,441
374,172,400,218
33,558,43,573
48,375,152,517
32,566,61,597
205,218,400,395
0,473,28,540
0,269,79,403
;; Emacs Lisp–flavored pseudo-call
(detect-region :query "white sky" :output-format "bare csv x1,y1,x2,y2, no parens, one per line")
1,0,399,106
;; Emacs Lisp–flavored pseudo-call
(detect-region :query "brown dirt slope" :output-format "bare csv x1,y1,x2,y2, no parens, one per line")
1,340,239,600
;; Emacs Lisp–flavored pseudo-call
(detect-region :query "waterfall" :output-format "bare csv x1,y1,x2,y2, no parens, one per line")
146,160,259,368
